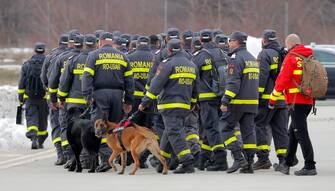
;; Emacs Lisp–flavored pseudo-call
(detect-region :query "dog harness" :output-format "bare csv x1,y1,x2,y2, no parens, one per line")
112,120,132,151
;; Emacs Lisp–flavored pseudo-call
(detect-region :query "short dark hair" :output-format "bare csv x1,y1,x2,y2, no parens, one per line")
149,35,159,45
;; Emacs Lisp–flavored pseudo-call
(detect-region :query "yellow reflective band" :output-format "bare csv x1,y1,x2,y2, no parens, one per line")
132,68,150,73
177,149,191,158
38,130,48,136
201,65,212,71
23,94,29,99
73,69,84,75
230,99,258,105
289,88,300,93
145,91,158,100
258,87,265,93
124,70,133,77
191,98,197,103
293,70,303,75
234,131,241,136
57,89,68,97
61,140,69,147
65,98,87,104
52,137,62,144
224,136,237,146
273,89,282,96
243,68,259,74
212,144,225,151
243,144,257,149
199,92,217,99
145,84,150,90
186,134,199,141
157,103,191,110
225,90,236,98
257,145,271,150
155,135,160,140
48,88,58,93
101,138,107,144
201,143,212,151
18,89,25,94
61,68,64,73
27,126,38,132
46,94,50,100
95,59,127,67
267,94,285,100
270,64,278,70
134,91,145,97
169,73,196,79
84,67,95,76
276,149,287,155
160,150,172,158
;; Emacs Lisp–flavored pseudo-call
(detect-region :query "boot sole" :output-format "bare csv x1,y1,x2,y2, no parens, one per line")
253,163,272,170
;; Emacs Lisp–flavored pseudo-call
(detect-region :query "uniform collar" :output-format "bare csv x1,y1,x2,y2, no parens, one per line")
228,46,246,56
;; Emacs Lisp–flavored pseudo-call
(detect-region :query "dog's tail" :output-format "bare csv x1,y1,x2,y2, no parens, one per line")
133,124,159,141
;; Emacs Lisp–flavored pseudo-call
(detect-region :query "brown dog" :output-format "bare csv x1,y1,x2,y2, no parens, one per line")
94,119,168,175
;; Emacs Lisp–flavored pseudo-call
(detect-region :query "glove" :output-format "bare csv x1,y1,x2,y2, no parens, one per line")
268,99,275,110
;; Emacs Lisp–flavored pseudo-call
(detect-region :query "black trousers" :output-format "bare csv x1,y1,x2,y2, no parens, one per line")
285,104,316,169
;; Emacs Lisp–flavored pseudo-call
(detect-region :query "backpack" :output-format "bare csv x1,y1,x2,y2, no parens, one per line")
25,59,45,99
200,48,229,96
290,52,328,98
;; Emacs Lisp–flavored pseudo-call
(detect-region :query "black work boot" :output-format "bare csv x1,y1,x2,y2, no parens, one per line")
173,162,195,174
196,152,210,171
240,159,254,174
226,151,248,173
253,159,272,170
156,162,163,173
206,150,228,171
168,157,179,170
139,150,150,169
294,168,317,176
96,152,111,172
31,137,39,150
149,156,159,168
276,163,290,175
54,143,66,166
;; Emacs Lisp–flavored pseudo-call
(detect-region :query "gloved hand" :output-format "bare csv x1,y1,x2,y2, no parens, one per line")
268,99,275,110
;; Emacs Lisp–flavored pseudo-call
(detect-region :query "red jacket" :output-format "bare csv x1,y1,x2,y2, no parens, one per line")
270,44,314,105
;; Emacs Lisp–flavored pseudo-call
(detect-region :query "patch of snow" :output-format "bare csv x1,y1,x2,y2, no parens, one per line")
0,48,33,55
247,36,262,58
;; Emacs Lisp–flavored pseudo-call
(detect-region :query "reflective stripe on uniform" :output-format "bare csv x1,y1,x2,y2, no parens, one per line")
289,88,300,93
61,140,69,147
160,150,172,158
225,90,236,98
95,59,127,67
230,99,258,105
276,149,287,155
258,87,265,93
65,98,87,104
52,137,62,144
157,103,190,110
201,65,212,71
293,70,302,75
101,138,107,144
257,145,271,150
37,130,48,136
270,64,278,70
199,92,217,99
124,70,133,77
191,98,197,103
243,68,259,74
134,91,144,97
224,136,237,146
57,89,68,97
48,88,58,93
169,73,196,79
145,84,150,90
243,144,257,149
27,126,38,132
272,89,282,96
263,94,285,100
177,149,191,158
145,91,158,100
18,89,25,94
186,134,199,141
212,144,225,151
84,67,95,76
200,141,212,151
73,69,84,75
234,131,241,136
132,68,150,73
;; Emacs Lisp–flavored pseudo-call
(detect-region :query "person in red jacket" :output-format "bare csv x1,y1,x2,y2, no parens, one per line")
269,34,317,176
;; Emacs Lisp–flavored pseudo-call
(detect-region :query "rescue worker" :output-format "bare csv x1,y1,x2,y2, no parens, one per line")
253,29,289,170
215,34,229,53
149,34,160,54
18,42,48,149
192,29,228,171
41,34,69,165
127,36,155,168
139,39,198,174
220,31,259,174
272,34,317,176
192,37,202,53
114,37,128,53
182,30,193,54
121,33,131,50
48,31,80,168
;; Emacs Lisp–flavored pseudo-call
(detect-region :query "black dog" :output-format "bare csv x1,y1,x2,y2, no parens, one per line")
66,108,101,173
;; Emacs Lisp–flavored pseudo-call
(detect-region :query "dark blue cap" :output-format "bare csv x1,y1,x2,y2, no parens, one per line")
94,30,104,39
229,31,248,44
167,39,182,52
99,32,113,41
182,30,193,40
213,29,224,37
192,37,202,48
112,31,122,37
200,29,213,40
59,34,68,45
120,34,131,43
167,28,180,39
262,29,277,41
137,36,150,45
131,34,139,41
114,37,127,46
84,34,97,45
34,42,45,53
74,35,84,46
215,34,228,44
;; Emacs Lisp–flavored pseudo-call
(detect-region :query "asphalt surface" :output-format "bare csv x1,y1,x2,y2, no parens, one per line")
0,104,335,191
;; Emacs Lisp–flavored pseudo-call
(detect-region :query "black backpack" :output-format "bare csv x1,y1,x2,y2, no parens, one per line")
200,48,229,96
25,59,45,99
